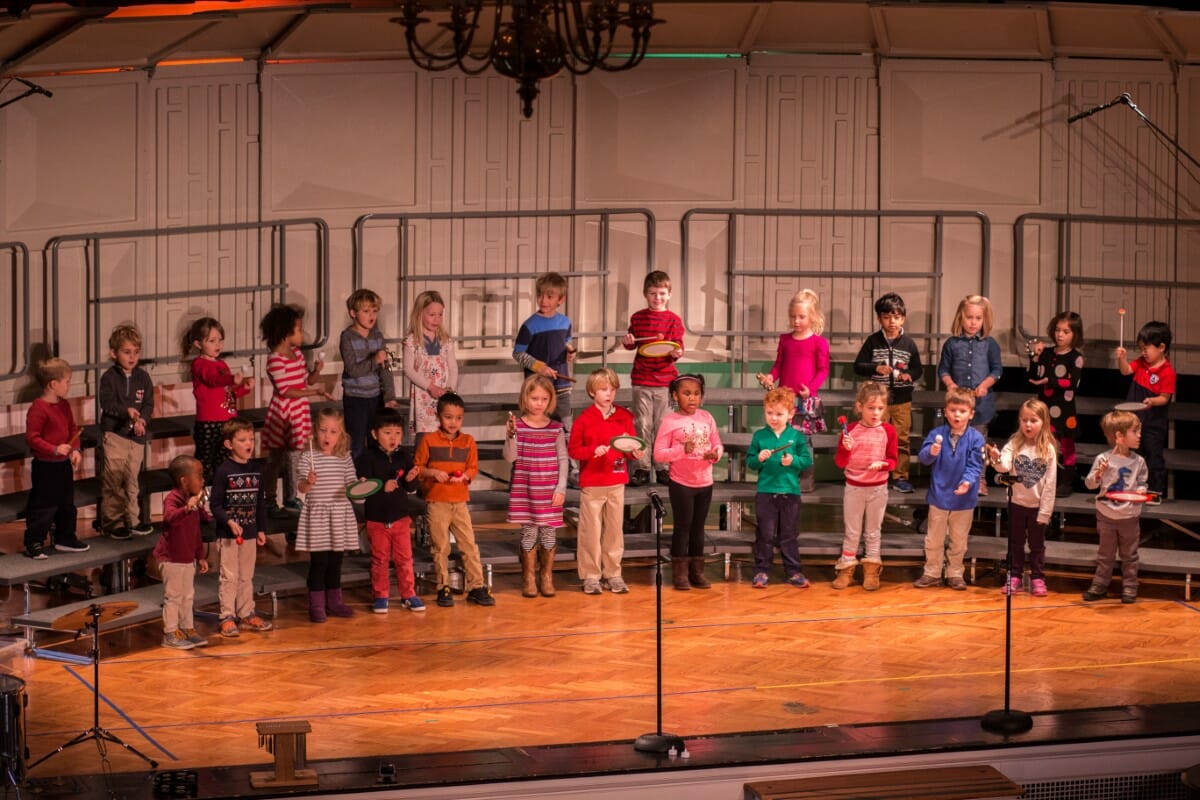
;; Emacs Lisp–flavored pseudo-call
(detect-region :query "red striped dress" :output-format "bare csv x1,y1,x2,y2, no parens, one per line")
263,346,312,451
506,418,566,527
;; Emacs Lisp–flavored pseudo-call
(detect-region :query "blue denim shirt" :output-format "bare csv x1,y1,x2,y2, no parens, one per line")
937,335,1003,425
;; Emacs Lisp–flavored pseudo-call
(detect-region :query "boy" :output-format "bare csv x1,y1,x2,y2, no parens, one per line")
1117,320,1174,500
340,288,399,460
513,272,576,451
98,324,155,539
852,292,923,493
355,408,423,613
24,357,88,558
622,270,685,487
913,387,985,589
1082,410,1149,603
210,418,272,637
568,368,642,595
156,455,210,649
414,393,494,607
745,387,812,589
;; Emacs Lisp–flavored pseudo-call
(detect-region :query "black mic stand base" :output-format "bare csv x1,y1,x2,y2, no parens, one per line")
634,732,686,754
981,709,1033,735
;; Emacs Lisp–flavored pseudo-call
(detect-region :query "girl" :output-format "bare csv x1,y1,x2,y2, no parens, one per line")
185,317,253,484
296,407,361,621
260,304,328,514
653,374,724,591
832,382,898,592
938,294,1002,495
758,289,829,492
987,398,1058,597
403,290,458,438
504,374,568,598
1027,311,1083,496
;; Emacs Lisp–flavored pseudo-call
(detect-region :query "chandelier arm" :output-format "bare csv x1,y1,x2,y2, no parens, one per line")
450,0,503,76
555,0,610,75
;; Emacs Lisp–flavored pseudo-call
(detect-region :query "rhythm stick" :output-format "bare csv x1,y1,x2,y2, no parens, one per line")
67,429,81,446
837,415,849,436
632,336,660,343
766,441,794,456
1118,307,1126,350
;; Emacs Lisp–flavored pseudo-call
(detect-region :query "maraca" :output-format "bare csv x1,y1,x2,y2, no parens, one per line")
837,415,849,435
935,434,944,444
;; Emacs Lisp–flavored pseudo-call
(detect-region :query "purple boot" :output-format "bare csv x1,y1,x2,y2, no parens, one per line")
308,590,327,623
326,588,355,617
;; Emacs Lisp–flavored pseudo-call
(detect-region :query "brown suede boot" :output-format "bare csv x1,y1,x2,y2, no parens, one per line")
671,557,691,591
862,561,883,591
688,556,712,589
832,564,856,590
538,546,557,597
519,548,538,598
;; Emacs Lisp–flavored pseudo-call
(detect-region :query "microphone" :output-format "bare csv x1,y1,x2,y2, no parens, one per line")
13,76,51,98
1067,93,1128,124
646,489,665,516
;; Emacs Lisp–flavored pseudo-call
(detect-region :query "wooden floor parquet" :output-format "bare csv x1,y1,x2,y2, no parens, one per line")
13,562,1200,779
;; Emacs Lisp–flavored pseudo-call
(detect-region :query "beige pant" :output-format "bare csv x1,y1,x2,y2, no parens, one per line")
884,402,912,481
577,484,625,581
427,502,484,591
922,506,973,579
161,561,196,632
216,538,257,620
632,386,671,472
101,432,144,530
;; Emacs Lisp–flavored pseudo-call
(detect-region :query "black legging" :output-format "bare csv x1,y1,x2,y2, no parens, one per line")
307,550,345,591
668,481,713,558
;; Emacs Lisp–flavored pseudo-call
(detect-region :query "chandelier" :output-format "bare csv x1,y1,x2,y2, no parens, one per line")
394,0,661,118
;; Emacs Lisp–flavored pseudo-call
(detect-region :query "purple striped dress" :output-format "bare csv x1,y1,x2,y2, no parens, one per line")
507,418,566,527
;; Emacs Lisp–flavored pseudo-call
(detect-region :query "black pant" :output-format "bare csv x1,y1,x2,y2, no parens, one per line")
1139,423,1168,495
193,420,226,485
668,482,712,558
1008,503,1046,580
25,459,77,550
344,394,384,462
307,550,345,591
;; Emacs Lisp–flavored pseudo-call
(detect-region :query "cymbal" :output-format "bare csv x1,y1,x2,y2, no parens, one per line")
51,601,139,631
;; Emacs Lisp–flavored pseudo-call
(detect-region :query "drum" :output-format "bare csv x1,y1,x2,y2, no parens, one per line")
0,674,27,784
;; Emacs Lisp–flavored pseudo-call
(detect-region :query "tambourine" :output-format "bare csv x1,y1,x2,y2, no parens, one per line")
346,478,384,500
637,340,681,358
1114,402,1147,412
609,434,647,454
1104,490,1160,504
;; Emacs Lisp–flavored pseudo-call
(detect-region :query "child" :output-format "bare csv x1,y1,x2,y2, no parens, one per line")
653,374,724,591
156,455,211,649
832,382,898,591
356,408,424,613
414,393,494,607
758,289,828,493
210,418,272,636
261,303,329,514
1027,311,1083,495
852,292,922,493
341,289,400,460
914,387,986,590
989,398,1058,597
296,407,361,622
98,324,155,539
1117,320,1175,500
23,358,87,559
505,374,568,597
1082,410,1149,603
621,270,684,486
568,368,640,596
513,272,576,448
186,316,252,485
938,295,1002,495
402,290,458,439
745,387,812,589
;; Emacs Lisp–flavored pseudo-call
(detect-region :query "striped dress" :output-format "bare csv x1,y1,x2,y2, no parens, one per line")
505,418,567,527
263,346,312,451
294,449,360,552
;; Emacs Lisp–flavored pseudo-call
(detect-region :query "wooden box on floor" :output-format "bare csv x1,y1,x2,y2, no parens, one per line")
250,720,318,789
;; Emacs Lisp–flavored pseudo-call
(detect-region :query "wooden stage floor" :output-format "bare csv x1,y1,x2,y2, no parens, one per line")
13,555,1200,782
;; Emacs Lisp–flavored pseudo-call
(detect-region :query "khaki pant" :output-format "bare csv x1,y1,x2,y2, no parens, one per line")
161,561,196,632
884,402,912,481
922,506,973,579
577,484,625,581
632,386,670,472
427,502,484,591
216,538,257,620
101,432,144,530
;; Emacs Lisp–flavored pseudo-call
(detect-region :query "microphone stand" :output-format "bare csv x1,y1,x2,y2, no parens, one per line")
1068,92,1200,179
981,474,1033,735
634,490,686,754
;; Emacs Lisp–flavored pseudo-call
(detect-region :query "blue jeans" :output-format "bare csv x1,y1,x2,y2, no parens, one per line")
344,394,383,461
754,492,802,575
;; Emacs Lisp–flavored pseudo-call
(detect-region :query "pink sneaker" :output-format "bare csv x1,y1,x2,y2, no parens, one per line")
1031,578,1048,597
1002,576,1022,595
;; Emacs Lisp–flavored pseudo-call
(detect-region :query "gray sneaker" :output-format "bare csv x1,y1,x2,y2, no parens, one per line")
912,574,942,589
582,578,602,595
162,630,195,650
184,628,209,647
946,576,967,590
604,576,630,594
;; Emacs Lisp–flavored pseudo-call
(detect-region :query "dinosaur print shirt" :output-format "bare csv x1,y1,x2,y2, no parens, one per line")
1084,448,1148,521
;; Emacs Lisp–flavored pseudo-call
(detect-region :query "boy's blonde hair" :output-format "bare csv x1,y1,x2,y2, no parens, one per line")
789,288,825,335
109,324,142,353
35,357,71,387
944,386,976,411
586,367,620,396
855,381,888,407
535,272,568,298
406,290,449,344
1007,398,1058,463
643,270,671,294
763,386,796,411
347,288,381,313
951,294,994,337
313,406,351,458
1100,410,1141,445
518,374,558,415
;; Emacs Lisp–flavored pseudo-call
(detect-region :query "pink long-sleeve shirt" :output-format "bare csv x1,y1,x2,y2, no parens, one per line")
652,410,724,488
767,333,830,397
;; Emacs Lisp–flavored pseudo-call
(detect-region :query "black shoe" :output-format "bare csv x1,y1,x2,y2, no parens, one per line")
55,538,91,553
24,542,47,560
656,470,671,486
466,587,496,606
106,527,132,541
130,522,155,536
630,470,650,487
1082,587,1107,602
436,587,454,607
1121,593,1137,604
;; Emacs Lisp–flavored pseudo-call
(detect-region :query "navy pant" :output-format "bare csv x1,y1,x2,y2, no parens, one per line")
344,394,384,461
1139,423,1167,495
754,492,802,575
1008,503,1046,580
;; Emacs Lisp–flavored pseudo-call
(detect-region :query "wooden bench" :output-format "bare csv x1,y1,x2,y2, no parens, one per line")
743,764,1023,799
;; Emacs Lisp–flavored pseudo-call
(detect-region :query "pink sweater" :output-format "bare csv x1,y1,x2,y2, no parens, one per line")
768,333,830,397
652,410,724,488
833,421,898,487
